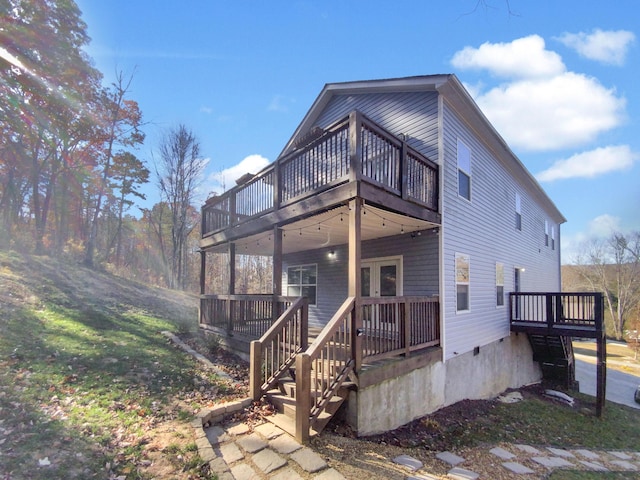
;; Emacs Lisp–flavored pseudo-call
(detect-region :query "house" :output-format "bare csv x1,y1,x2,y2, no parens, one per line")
199,74,605,442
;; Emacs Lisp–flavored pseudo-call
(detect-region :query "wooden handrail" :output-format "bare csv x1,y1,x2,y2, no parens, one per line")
295,297,355,443
249,297,308,400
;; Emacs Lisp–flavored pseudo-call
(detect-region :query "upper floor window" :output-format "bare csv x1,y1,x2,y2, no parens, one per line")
496,262,505,307
551,225,556,250
455,253,470,312
515,193,522,231
287,264,317,305
457,139,471,201
545,220,549,246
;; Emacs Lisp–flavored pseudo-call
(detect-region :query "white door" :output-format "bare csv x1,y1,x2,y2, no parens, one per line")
361,257,402,298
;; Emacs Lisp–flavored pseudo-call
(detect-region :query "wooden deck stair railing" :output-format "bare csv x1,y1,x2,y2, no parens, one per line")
249,297,309,400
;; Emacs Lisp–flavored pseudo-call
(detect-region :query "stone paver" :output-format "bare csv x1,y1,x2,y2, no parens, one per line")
575,449,600,460
236,432,267,453
269,434,303,454
313,468,347,480
609,451,633,460
230,462,258,480
502,462,535,474
219,442,244,464
392,454,423,471
611,460,638,470
532,456,575,468
252,448,287,474
270,467,304,480
255,422,284,439
290,447,328,473
447,466,480,479
515,444,541,454
436,451,465,466
579,460,609,471
226,422,250,436
490,447,515,460
407,474,440,480
547,447,575,458
205,425,229,445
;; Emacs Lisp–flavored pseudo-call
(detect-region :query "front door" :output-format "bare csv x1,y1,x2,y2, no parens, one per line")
361,257,402,298
361,257,402,334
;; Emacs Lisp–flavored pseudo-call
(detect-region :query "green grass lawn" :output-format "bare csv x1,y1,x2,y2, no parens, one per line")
0,250,242,479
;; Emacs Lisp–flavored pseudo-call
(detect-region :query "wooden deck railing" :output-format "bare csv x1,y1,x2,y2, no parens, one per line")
361,296,440,362
202,111,438,237
249,297,308,400
509,292,604,337
295,297,356,443
199,294,295,338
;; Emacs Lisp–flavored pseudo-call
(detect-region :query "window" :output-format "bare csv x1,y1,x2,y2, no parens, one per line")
455,253,470,311
457,139,471,200
287,264,317,305
545,220,549,246
496,262,504,307
551,225,556,250
515,193,522,231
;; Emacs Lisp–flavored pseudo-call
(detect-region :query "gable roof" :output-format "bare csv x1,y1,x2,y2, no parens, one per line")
279,74,566,224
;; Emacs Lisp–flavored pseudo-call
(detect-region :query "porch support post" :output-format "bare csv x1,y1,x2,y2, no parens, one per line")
272,226,283,320
199,250,206,295
349,198,363,371
595,292,606,417
227,242,236,333
199,249,206,326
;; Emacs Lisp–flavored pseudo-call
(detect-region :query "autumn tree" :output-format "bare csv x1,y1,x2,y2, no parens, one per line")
155,125,206,289
84,72,145,267
0,0,102,253
574,231,640,340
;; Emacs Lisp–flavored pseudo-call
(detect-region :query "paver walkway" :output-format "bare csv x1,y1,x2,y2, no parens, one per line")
193,398,640,479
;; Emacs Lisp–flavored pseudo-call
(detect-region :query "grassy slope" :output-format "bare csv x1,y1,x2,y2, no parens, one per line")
0,250,239,479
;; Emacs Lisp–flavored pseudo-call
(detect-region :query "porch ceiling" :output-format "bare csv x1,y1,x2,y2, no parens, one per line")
208,204,438,256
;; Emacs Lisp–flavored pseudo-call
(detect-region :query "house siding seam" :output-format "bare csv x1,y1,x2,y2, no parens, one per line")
440,102,561,360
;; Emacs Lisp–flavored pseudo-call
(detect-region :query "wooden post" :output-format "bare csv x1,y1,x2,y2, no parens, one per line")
595,292,606,417
250,340,263,401
400,137,408,200
295,353,311,444
199,250,206,295
349,111,362,183
348,198,362,371
404,298,411,357
272,225,283,321
228,242,236,333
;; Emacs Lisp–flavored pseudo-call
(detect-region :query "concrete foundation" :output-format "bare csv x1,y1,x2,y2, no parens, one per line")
347,332,541,436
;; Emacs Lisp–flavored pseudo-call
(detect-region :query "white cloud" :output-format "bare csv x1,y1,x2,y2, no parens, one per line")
561,214,623,262
207,154,271,193
451,35,565,79
536,145,638,182
200,106,213,114
474,73,625,150
557,29,636,66
452,36,627,151
268,94,295,112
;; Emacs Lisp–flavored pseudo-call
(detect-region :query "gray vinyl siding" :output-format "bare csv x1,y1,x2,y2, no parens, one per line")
314,92,440,162
283,233,439,328
441,101,562,360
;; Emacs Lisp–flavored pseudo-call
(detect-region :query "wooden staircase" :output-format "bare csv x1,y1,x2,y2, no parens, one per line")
263,368,354,437
528,334,576,389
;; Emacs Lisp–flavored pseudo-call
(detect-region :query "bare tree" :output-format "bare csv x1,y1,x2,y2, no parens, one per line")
574,231,640,340
155,125,206,289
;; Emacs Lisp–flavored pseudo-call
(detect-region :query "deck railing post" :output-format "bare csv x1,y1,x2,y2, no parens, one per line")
295,353,311,444
249,340,263,400
545,294,554,332
348,111,362,182
404,298,411,357
400,138,408,200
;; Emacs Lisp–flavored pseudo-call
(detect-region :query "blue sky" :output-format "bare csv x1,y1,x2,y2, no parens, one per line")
77,0,639,262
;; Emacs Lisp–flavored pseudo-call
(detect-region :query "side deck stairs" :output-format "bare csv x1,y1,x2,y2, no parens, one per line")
528,334,576,389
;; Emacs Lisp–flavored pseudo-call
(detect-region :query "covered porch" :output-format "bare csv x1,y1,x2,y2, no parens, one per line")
198,110,442,441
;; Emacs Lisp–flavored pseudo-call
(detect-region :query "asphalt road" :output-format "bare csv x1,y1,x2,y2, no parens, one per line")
575,350,640,410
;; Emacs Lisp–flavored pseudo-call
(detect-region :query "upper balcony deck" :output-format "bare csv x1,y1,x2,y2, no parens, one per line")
201,111,440,248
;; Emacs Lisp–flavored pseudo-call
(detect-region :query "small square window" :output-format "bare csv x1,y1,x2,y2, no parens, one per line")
287,264,317,305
